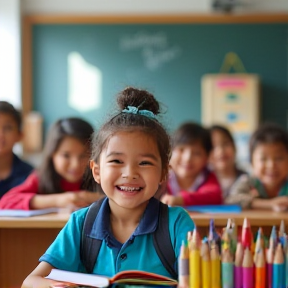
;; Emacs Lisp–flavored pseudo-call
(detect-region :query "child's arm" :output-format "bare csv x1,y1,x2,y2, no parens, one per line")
251,196,288,211
0,172,39,210
30,191,105,209
22,261,56,288
161,172,222,206
225,175,258,209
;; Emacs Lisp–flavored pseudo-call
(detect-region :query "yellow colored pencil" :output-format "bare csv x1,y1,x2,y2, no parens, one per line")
201,241,211,288
210,241,221,288
189,228,201,288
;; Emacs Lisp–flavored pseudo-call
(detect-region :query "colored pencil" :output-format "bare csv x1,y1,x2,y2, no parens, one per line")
255,247,266,288
178,240,190,288
241,218,252,250
226,218,237,255
242,247,254,288
209,219,221,253
200,240,211,288
285,244,288,288
254,227,265,263
221,248,234,288
266,226,276,288
210,241,221,288
234,242,244,288
273,243,285,288
189,228,201,288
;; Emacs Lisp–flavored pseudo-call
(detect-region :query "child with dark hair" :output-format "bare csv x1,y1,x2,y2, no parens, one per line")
161,122,222,206
0,117,103,210
209,124,246,201
226,123,288,211
0,101,33,198
22,87,194,287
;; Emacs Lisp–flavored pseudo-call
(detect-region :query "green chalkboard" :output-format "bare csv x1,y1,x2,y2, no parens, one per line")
32,23,288,133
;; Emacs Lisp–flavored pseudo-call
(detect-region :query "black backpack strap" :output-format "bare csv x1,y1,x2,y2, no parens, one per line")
153,202,178,279
80,197,106,273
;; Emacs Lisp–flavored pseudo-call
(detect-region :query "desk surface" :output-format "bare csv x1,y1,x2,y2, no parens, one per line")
0,212,70,228
0,210,286,228
189,210,287,227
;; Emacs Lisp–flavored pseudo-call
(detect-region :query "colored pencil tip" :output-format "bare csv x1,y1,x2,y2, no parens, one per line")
242,218,250,228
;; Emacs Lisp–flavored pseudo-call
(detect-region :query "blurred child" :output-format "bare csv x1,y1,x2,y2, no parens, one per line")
0,117,103,210
209,124,246,201
0,101,33,198
226,123,288,211
161,122,222,206
22,87,194,287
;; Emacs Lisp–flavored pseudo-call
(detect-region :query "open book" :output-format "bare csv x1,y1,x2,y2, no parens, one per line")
47,269,177,287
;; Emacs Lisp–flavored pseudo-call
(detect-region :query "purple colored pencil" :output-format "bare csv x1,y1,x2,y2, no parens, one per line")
234,242,244,288
234,266,242,288
267,263,273,288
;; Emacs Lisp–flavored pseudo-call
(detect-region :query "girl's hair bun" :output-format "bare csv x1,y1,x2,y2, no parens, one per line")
117,87,160,115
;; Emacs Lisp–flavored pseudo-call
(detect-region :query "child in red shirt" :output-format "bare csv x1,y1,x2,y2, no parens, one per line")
0,117,103,210
161,122,222,206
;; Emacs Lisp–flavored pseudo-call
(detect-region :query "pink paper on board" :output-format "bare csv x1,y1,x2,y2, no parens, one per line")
216,79,246,88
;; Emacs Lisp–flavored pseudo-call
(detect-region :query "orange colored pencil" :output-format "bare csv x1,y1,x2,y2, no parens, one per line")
255,247,266,288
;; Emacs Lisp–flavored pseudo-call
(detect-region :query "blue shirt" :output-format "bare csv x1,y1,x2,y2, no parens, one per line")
0,153,33,198
40,197,194,278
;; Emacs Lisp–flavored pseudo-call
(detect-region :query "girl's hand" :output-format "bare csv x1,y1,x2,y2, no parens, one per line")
161,194,184,206
56,192,91,208
271,196,288,212
77,191,105,204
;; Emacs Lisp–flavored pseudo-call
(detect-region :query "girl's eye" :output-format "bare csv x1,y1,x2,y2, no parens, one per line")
62,153,70,159
109,159,122,164
140,161,152,166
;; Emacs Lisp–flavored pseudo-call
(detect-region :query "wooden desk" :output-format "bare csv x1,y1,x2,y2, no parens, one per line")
1,210,287,287
0,213,70,288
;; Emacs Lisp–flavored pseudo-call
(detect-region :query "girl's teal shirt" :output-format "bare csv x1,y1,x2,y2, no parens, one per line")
40,197,194,278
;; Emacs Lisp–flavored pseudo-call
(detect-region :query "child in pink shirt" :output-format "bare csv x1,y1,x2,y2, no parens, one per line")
0,117,103,210
161,122,222,206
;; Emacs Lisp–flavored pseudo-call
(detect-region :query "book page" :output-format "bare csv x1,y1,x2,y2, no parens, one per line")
46,269,110,287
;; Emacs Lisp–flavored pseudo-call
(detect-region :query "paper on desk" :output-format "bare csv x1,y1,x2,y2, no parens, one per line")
185,204,242,214
0,208,59,217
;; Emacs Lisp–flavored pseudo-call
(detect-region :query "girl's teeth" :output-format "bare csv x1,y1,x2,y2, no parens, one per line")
119,186,141,192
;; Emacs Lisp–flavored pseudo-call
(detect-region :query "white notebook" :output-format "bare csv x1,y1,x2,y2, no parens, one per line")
0,208,59,217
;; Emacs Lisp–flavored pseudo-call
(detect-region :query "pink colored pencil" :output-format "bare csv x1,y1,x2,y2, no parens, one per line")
242,247,254,288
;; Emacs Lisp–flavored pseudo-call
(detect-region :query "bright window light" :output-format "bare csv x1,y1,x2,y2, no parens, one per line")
68,52,102,112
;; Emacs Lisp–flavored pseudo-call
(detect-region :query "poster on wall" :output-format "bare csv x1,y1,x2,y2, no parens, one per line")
201,74,260,166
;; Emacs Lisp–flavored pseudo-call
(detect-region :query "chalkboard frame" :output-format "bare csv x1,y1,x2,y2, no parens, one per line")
22,12,288,115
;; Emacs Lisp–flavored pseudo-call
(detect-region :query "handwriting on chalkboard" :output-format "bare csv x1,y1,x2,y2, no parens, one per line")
119,31,181,70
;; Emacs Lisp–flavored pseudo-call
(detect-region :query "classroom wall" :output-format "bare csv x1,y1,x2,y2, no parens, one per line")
1,0,288,126
20,0,288,14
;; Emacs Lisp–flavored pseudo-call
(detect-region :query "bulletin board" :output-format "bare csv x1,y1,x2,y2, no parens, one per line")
202,73,260,162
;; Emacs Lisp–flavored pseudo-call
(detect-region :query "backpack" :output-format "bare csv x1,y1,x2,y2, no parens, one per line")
80,197,178,279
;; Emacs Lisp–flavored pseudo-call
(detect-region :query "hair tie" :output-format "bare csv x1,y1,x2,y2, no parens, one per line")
122,106,157,120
